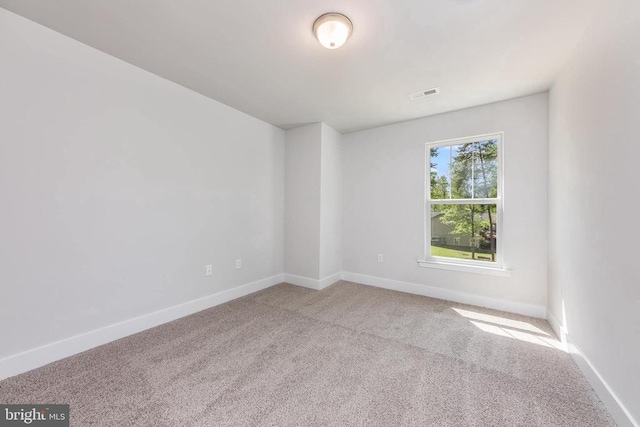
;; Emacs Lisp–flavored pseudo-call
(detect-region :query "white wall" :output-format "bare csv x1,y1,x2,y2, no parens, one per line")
284,122,343,284
284,124,322,279
0,9,285,360
319,123,342,279
548,0,640,423
342,93,548,308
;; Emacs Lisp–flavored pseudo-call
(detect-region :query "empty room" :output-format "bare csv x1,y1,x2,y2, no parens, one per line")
0,0,638,426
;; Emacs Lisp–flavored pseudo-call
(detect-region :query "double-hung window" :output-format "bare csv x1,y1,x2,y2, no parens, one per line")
421,132,506,274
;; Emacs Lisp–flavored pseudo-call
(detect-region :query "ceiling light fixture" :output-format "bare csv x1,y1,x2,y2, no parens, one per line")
313,13,353,49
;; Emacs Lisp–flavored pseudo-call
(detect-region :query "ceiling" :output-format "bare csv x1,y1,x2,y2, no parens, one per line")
0,0,600,133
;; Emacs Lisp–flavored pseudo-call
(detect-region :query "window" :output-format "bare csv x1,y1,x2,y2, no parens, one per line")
422,133,504,272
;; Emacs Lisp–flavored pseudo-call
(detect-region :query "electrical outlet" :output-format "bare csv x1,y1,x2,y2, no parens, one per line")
235,259,242,270
377,254,384,263
205,265,213,276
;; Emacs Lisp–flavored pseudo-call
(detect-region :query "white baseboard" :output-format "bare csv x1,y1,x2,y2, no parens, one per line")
341,271,547,318
319,272,343,290
546,309,568,348
546,312,638,427
284,273,320,290
0,274,285,381
284,272,342,291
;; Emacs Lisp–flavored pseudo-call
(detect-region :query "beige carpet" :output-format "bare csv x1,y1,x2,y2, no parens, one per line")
0,281,613,426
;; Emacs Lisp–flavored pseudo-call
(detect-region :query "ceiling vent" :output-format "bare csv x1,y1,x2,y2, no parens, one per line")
409,87,439,100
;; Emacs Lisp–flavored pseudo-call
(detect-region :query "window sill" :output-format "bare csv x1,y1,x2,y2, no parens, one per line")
417,260,512,277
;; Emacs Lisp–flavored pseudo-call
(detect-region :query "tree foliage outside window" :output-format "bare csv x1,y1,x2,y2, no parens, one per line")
427,136,501,264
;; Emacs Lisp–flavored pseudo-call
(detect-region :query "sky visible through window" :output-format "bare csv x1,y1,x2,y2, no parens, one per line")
431,145,456,197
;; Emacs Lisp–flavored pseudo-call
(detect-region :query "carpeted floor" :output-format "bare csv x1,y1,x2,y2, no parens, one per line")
0,281,614,426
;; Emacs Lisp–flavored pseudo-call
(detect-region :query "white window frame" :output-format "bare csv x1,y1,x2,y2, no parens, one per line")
418,132,510,277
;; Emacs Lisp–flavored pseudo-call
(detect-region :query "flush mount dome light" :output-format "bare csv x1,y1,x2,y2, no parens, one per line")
313,13,353,49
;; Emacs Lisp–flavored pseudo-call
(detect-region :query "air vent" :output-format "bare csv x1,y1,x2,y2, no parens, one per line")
409,87,439,100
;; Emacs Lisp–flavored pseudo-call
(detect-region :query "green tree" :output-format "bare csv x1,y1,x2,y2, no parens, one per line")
430,148,449,211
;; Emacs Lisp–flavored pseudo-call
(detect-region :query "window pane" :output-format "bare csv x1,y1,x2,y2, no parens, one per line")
472,140,498,199
450,144,473,199
437,140,499,199
430,146,450,199
430,203,498,263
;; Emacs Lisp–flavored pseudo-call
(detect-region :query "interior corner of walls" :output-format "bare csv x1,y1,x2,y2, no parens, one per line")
320,121,343,136
546,309,568,348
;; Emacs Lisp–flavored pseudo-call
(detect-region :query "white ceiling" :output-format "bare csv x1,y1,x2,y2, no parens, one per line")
0,0,600,133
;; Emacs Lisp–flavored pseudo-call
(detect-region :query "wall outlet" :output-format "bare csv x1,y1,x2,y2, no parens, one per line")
377,253,384,263
235,259,242,269
205,265,213,276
